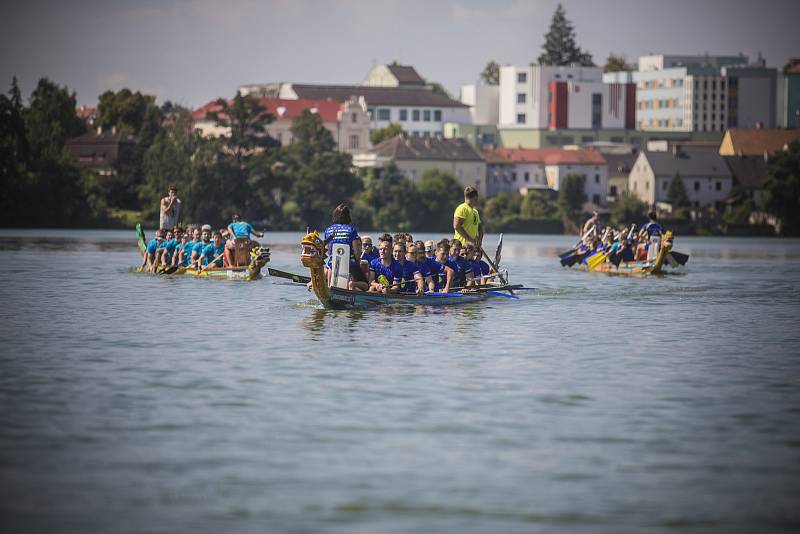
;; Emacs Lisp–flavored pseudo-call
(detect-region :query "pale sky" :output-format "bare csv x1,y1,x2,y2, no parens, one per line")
1,0,798,108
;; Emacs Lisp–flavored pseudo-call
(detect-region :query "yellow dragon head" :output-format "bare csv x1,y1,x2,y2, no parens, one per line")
301,231,326,269
661,230,674,254
249,245,270,269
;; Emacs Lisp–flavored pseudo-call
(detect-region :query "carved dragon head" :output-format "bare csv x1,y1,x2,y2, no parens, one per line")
661,230,674,254
301,231,326,269
249,245,270,269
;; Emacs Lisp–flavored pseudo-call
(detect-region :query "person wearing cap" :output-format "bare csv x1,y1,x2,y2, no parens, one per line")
453,186,483,248
159,186,182,230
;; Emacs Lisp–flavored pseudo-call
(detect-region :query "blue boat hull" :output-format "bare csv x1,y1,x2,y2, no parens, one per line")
325,287,493,310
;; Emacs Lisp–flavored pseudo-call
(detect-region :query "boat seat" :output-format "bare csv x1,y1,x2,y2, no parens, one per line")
233,238,250,267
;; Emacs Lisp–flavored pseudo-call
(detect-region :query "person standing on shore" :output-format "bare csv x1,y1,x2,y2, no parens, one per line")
159,186,182,230
453,186,483,249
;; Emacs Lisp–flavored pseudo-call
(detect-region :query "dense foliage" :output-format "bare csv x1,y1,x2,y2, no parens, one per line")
369,123,404,146
765,141,800,236
480,61,500,85
538,3,594,67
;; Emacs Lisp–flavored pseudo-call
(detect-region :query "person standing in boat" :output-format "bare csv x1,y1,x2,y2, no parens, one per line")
159,186,182,230
324,204,368,291
453,186,483,249
642,211,663,262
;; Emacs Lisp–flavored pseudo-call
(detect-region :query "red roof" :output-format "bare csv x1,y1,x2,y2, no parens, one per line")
486,147,606,166
192,98,343,123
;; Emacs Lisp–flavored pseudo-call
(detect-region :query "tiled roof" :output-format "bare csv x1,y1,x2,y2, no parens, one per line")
722,128,800,156
372,135,483,162
644,146,732,178
603,153,638,176
386,63,426,86
289,84,467,108
485,147,606,166
723,155,769,189
192,98,342,123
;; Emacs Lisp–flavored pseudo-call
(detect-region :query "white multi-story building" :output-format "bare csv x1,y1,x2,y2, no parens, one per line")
460,83,499,125
633,54,777,133
498,65,636,130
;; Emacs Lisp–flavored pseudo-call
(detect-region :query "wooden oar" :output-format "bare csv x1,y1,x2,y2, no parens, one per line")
268,268,311,284
199,251,226,273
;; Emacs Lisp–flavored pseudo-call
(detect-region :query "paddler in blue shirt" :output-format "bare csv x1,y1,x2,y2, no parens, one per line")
199,232,226,268
368,240,402,294
393,242,423,295
641,212,663,261
225,214,264,267
323,204,367,291
158,228,180,269
410,242,435,293
444,240,474,292
190,226,212,269
141,229,165,273
360,235,379,263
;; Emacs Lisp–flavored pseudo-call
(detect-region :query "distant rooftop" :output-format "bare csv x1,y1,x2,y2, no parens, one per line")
372,135,483,162
288,84,467,108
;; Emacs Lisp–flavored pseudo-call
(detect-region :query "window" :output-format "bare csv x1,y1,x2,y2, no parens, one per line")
517,72,527,83
716,181,722,191
517,113,526,124
511,172,517,182
694,181,700,191
610,185,618,196
517,93,526,104
712,80,716,90
351,113,357,124
378,108,390,121
582,136,594,143
645,181,649,190
524,172,530,182
367,107,375,118
611,136,623,143
593,194,600,205
595,174,600,184
663,180,668,191
412,109,420,121
412,131,419,137
434,110,442,122
399,109,408,121
592,93,602,130
423,110,431,121
349,135,359,150
554,74,561,79
276,132,282,144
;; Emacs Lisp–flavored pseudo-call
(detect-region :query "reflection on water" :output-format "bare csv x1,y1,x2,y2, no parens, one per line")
1,230,799,534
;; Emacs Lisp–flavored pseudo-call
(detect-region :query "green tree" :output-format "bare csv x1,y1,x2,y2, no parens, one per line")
483,192,523,222
416,168,464,231
281,110,362,229
208,91,278,162
667,172,691,219
370,123,404,146
480,61,500,85
520,190,558,219
557,173,587,227
603,53,633,73
97,89,159,135
0,78,33,224
538,3,594,67
25,78,86,160
610,192,648,226
352,165,420,231
765,140,800,235
426,81,451,98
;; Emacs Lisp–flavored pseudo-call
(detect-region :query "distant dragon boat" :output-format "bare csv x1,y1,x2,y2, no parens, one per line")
298,230,522,309
133,224,270,280
566,230,678,276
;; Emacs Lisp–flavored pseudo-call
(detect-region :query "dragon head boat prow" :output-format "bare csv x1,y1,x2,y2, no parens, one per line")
300,231,331,305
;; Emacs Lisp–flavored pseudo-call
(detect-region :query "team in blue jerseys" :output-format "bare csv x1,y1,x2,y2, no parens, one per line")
322,204,493,295
141,214,263,273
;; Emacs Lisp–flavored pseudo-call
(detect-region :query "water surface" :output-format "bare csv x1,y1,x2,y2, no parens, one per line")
1,230,799,533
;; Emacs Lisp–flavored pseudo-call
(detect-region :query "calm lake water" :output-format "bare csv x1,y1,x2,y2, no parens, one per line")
1,229,799,533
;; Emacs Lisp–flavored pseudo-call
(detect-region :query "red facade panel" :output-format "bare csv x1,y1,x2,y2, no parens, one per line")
625,83,636,130
548,81,568,129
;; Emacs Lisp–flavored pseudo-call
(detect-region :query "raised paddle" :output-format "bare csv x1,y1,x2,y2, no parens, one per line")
479,245,512,294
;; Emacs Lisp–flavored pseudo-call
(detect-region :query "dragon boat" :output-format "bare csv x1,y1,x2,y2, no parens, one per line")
571,230,676,276
299,231,521,309
134,224,270,280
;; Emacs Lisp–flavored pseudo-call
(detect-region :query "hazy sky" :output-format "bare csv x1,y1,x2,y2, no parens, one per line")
2,0,798,108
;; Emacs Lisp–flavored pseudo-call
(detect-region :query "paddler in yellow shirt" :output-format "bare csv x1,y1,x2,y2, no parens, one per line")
453,186,483,248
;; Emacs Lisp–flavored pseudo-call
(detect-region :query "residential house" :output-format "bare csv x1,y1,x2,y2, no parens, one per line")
628,144,733,209
604,152,638,202
719,127,800,208
191,96,371,154
481,147,608,204
65,129,135,176
362,62,427,88
352,135,486,195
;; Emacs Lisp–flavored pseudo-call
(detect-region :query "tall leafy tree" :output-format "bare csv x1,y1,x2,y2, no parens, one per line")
538,3,594,67
667,172,691,219
416,168,464,231
370,123,403,146
208,91,278,162
480,61,500,85
352,164,419,232
611,192,648,226
557,173,587,229
765,141,800,236
97,89,158,135
520,190,558,219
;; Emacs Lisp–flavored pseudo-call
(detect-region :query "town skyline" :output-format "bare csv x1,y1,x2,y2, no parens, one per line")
2,0,799,107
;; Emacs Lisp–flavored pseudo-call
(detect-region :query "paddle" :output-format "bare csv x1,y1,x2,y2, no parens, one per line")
669,251,689,266
199,251,226,273
268,268,311,284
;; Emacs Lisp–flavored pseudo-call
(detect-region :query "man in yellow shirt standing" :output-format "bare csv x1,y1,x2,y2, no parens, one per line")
453,186,483,248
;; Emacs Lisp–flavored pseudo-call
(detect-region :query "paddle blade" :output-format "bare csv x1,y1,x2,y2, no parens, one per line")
670,251,689,265
494,233,503,267
586,251,608,270
136,223,146,253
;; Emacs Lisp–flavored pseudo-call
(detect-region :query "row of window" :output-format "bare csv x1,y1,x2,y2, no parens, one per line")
638,118,684,128
369,108,443,122
695,102,725,112
517,71,578,84
694,79,726,91
639,98,680,109
638,78,685,90
634,180,724,192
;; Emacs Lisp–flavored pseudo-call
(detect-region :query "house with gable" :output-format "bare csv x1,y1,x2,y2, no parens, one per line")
353,135,487,195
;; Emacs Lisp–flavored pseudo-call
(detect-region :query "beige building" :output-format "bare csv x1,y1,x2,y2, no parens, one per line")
192,96,371,155
353,135,487,196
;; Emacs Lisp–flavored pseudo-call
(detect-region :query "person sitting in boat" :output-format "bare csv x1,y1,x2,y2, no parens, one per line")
225,214,264,267
581,211,599,238
190,227,212,268
433,244,453,292
158,228,182,269
443,239,474,292
361,236,379,263
641,212,663,262
141,229,165,273
409,242,435,293
173,230,191,268
468,245,491,285
368,239,401,294
199,232,226,268
324,204,368,291
180,228,200,267
393,241,424,295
